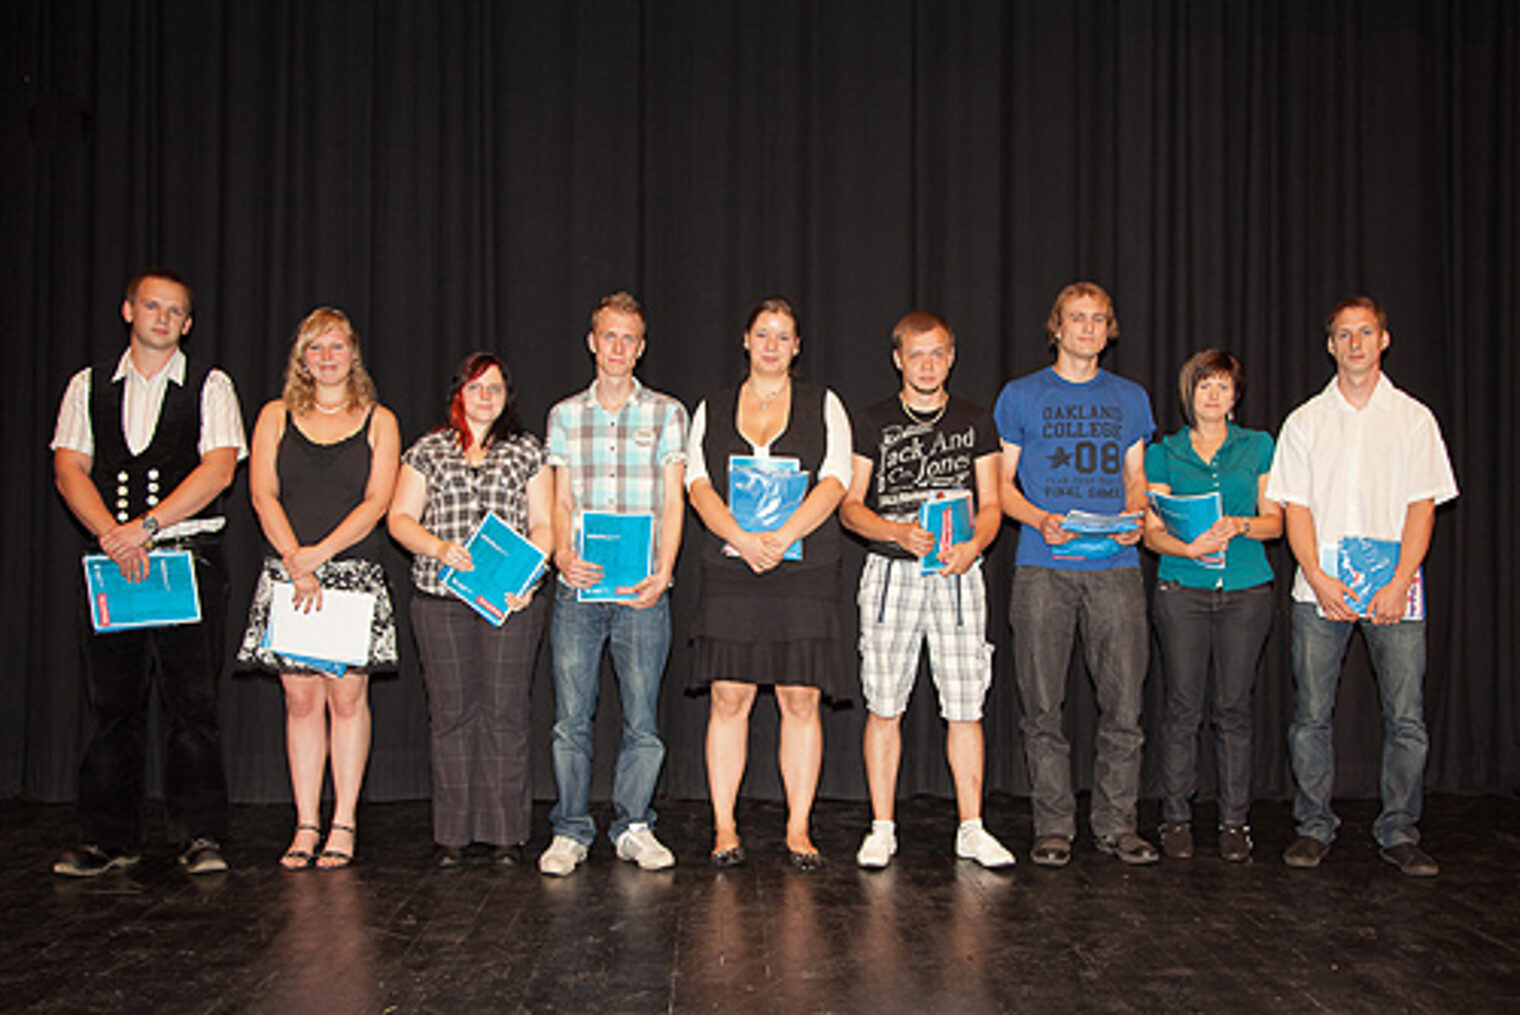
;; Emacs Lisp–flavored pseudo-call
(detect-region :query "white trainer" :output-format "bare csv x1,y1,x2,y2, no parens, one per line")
615,823,676,871
538,835,589,876
956,821,1016,868
856,824,898,869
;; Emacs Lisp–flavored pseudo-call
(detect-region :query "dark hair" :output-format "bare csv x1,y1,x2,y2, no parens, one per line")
125,268,195,316
1324,295,1388,337
443,352,523,451
745,296,800,336
891,310,954,352
1177,348,1245,427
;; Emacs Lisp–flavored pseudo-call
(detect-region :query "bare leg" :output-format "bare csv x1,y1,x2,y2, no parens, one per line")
281,673,328,864
706,680,756,854
946,720,985,823
318,671,371,866
776,685,823,854
863,712,903,823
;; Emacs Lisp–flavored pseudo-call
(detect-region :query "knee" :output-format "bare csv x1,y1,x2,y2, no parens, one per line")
775,687,820,722
283,682,325,721
709,684,756,723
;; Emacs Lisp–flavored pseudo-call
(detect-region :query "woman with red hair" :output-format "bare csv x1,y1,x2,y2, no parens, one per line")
389,352,553,868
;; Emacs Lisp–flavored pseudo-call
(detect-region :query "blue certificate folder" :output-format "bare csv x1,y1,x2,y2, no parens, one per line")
1148,490,1225,569
727,455,807,562
84,551,201,633
1053,510,1142,561
918,492,973,576
1319,537,1424,620
577,511,655,603
440,511,549,626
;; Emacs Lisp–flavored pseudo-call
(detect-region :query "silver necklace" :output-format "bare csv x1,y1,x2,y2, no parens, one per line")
899,394,947,426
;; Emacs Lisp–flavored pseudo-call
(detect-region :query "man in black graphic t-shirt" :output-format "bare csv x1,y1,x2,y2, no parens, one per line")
841,311,1015,870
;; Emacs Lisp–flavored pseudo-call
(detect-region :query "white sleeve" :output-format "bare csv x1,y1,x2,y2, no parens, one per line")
199,369,249,459
684,400,710,489
1408,408,1459,506
819,390,853,487
50,368,94,455
1264,411,1310,507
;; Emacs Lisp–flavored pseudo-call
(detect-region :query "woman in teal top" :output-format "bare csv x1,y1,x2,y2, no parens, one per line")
1143,349,1282,863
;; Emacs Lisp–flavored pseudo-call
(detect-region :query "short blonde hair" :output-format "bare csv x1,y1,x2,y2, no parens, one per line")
282,307,378,414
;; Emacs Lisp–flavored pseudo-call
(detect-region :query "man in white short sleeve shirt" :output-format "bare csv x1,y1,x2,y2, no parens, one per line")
1266,295,1458,877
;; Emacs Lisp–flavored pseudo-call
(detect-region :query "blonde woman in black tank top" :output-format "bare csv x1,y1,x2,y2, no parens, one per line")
239,308,400,870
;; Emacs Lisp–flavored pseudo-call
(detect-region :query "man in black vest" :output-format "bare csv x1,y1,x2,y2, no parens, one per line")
51,269,247,876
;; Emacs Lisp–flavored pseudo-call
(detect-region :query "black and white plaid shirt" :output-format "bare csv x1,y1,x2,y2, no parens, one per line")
402,428,547,596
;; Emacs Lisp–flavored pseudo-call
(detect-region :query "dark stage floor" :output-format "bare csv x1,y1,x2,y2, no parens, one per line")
3,793,1517,1013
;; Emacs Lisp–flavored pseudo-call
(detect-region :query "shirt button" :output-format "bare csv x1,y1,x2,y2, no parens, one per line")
147,468,160,480
117,471,129,482
116,511,129,522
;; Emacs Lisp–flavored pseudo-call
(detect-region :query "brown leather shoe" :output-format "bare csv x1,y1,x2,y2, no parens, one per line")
1160,821,1193,860
1283,835,1330,868
1218,824,1253,862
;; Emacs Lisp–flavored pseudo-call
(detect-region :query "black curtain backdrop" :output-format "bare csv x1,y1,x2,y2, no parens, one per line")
4,1,1516,811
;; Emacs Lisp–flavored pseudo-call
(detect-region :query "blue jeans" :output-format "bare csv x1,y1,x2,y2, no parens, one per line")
1009,566,1148,840
549,583,670,846
1289,603,1428,848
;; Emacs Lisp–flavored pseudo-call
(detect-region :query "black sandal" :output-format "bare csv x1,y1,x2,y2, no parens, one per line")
280,823,322,871
317,822,356,870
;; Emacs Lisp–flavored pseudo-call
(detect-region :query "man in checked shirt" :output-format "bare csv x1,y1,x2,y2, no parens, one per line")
538,291,688,876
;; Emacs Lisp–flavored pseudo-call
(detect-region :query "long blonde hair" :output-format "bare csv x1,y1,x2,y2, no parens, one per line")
282,307,378,414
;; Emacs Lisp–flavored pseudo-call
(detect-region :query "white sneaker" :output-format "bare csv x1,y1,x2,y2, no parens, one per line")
856,824,897,869
538,835,589,876
956,821,1016,868
615,823,676,871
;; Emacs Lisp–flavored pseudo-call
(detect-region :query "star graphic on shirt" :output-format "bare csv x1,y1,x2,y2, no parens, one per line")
1047,446,1072,469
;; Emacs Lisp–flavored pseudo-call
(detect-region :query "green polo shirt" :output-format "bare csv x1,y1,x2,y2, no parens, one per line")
1144,423,1275,590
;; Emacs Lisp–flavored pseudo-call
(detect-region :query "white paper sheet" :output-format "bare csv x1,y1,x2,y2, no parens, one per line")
267,581,376,666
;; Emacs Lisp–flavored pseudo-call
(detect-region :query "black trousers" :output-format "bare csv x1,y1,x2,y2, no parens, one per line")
76,543,230,847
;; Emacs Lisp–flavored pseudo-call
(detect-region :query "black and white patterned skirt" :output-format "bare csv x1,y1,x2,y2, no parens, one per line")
237,556,399,675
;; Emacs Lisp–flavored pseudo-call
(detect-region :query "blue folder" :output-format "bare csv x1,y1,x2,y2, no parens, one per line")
577,511,655,603
729,457,807,562
1148,490,1225,569
918,493,973,575
83,551,201,633
440,511,549,626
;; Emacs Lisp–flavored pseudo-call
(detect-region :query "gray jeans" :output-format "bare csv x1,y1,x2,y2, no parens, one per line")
1009,566,1148,840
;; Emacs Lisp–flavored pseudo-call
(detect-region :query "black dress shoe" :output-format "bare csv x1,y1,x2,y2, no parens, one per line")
788,849,826,873
491,844,525,867
434,845,465,869
711,844,747,868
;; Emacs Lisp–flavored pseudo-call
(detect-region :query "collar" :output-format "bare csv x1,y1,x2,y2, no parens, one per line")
1326,372,1395,413
113,347,187,386
1160,421,1245,462
579,375,646,410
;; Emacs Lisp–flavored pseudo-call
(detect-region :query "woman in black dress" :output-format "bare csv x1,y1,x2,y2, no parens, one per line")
686,297,852,870
239,308,400,869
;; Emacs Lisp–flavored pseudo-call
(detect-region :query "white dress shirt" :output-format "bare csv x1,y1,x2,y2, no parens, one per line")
1266,373,1458,603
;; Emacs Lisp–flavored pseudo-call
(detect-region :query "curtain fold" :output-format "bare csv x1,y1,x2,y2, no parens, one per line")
4,0,1513,805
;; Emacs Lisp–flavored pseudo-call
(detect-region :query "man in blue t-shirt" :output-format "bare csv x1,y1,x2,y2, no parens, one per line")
994,281,1157,867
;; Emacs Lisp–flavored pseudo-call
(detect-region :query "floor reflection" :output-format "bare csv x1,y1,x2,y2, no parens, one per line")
257,869,380,1012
